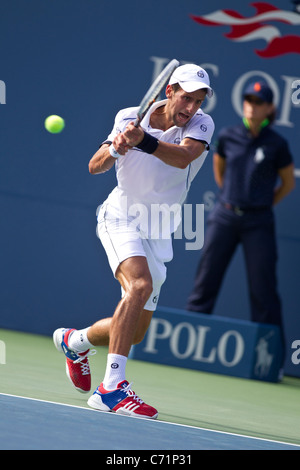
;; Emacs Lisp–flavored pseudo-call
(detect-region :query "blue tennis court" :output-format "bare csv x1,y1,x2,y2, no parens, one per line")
1,393,299,450
1,329,300,451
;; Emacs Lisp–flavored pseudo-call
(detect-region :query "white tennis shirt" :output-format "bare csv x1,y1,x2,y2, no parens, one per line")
101,99,215,237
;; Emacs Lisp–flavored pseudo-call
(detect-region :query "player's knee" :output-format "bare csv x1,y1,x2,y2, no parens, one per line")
131,277,153,303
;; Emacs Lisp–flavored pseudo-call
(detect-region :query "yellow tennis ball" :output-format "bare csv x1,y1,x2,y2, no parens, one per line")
44,115,65,134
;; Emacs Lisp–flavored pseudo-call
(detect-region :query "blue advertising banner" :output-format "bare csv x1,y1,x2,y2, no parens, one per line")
130,307,284,382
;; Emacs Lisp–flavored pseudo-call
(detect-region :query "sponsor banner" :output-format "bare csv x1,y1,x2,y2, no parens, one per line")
130,307,283,382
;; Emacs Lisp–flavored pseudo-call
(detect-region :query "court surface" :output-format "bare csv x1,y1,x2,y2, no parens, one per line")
0,328,300,450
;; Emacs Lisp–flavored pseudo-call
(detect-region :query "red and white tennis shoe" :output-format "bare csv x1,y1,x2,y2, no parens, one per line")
87,380,158,419
53,328,96,393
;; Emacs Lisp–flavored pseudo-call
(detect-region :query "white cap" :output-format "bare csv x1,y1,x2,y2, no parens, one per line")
169,64,213,98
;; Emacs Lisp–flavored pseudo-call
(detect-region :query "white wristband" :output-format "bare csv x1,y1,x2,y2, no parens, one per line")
109,143,122,159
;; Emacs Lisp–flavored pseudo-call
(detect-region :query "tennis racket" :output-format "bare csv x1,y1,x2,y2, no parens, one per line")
134,59,179,127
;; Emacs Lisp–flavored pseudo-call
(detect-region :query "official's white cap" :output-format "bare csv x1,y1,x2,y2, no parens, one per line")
169,64,213,97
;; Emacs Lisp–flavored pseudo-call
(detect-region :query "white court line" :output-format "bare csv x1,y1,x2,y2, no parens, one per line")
1,392,300,449
295,168,300,178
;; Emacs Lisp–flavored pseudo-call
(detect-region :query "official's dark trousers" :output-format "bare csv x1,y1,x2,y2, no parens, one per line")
187,203,283,332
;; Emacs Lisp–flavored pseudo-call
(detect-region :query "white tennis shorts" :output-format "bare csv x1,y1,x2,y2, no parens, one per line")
96,203,173,311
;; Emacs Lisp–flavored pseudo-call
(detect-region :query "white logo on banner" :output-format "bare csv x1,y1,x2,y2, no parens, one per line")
254,335,274,377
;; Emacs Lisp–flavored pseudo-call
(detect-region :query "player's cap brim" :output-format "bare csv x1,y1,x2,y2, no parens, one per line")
178,81,213,97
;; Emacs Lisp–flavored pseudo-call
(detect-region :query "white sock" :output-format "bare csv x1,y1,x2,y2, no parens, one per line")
103,353,127,390
68,327,94,352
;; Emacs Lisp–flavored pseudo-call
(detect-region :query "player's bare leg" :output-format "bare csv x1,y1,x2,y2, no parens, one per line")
86,256,153,349
87,307,153,347
87,256,158,418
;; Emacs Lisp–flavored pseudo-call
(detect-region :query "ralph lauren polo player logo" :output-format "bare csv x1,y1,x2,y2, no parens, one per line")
254,147,265,163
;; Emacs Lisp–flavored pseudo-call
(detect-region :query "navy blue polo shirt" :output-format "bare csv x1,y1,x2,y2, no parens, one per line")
215,122,293,208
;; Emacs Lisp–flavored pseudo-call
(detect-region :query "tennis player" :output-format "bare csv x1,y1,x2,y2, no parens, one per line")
53,63,215,419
